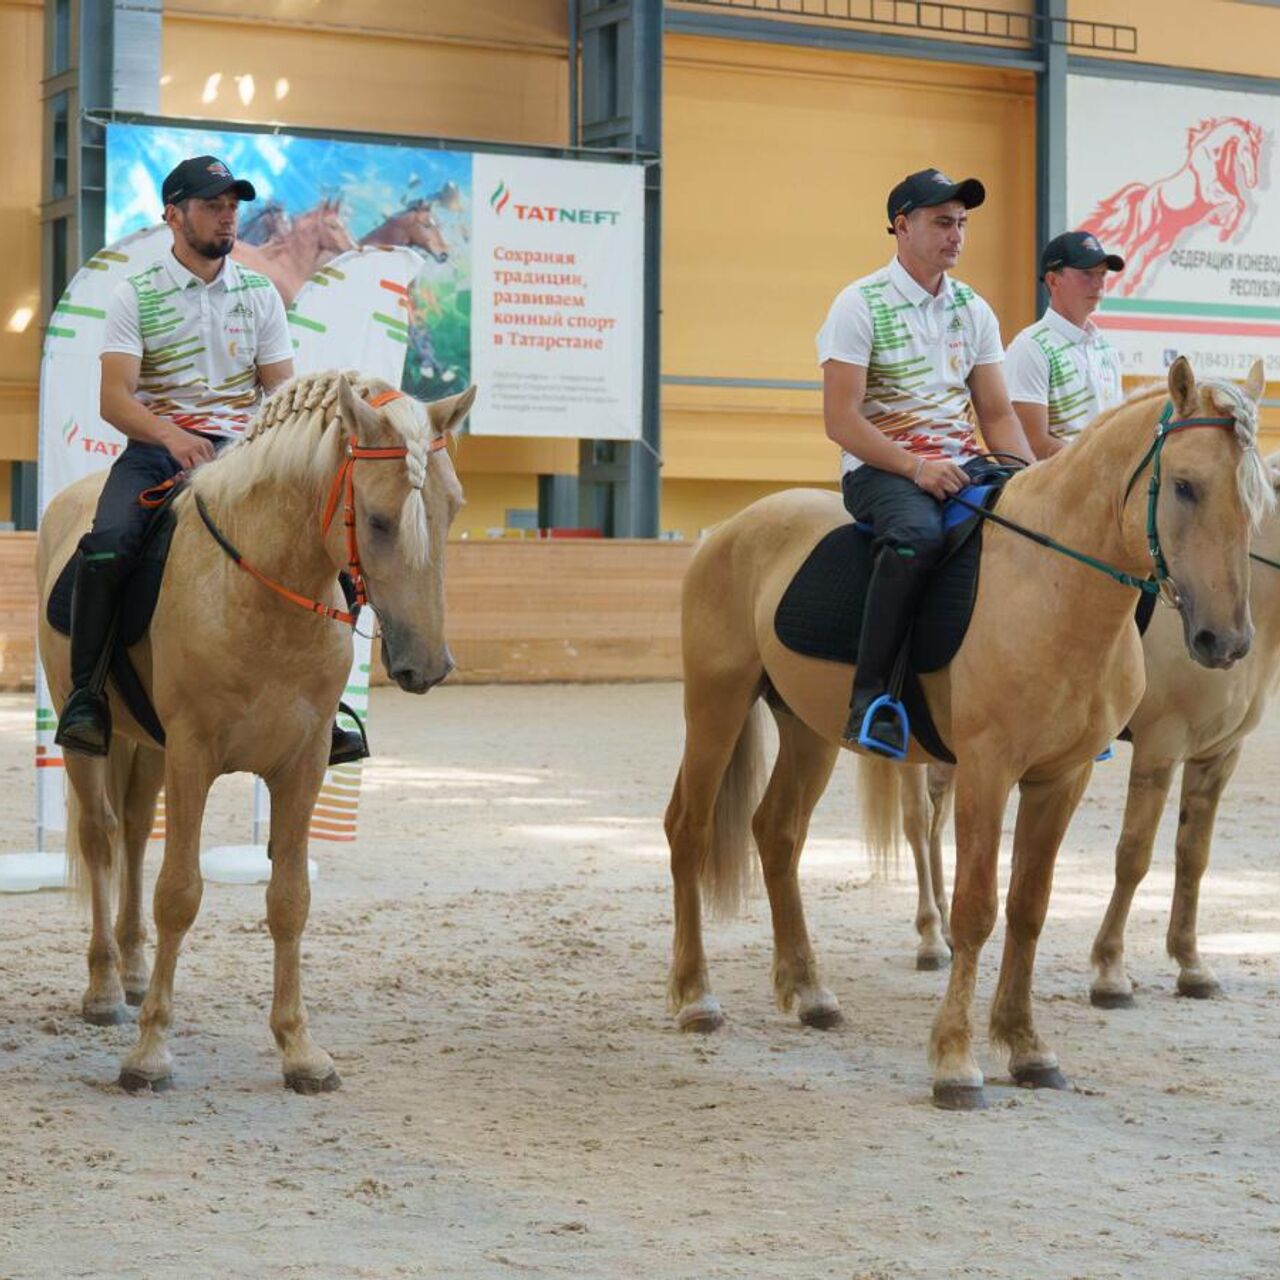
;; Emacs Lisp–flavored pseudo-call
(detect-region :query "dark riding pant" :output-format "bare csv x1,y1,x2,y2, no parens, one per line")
78,441,189,566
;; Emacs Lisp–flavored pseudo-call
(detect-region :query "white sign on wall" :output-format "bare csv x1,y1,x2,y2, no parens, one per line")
1068,74,1280,379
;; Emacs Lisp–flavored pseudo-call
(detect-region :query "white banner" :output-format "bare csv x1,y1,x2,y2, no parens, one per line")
471,153,644,439
1069,74,1280,379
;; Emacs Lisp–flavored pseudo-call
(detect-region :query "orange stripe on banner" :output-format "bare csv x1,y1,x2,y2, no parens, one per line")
311,831,356,843
35,758,66,768
314,800,360,816
379,278,409,295
309,819,357,836
314,793,360,812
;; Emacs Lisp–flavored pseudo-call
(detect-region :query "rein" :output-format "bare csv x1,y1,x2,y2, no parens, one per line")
194,387,449,628
952,402,1240,603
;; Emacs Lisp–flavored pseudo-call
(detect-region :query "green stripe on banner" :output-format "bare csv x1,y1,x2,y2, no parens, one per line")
56,302,107,319
320,266,347,281
95,250,129,263
83,262,110,271
381,329,409,345
372,312,408,332
47,326,76,338
1102,298,1280,322
343,685,370,697
359,663,370,674
287,313,326,333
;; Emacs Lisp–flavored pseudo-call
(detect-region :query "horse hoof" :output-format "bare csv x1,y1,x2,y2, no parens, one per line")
1177,976,1222,1000
1089,987,1135,1010
124,988,148,1007
284,1069,342,1095
119,1068,173,1094
1012,1063,1069,1091
83,1002,131,1027
916,952,950,972
932,1083,988,1111
676,996,724,1034
799,1003,844,1031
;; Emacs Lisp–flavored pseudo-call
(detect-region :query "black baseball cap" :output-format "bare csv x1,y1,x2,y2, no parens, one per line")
1040,230,1124,279
161,155,256,206
886,168,985,231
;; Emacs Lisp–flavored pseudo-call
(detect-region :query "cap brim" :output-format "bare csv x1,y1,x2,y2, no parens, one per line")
184,176,257,202
1075,249,1126,273
919,177,986,211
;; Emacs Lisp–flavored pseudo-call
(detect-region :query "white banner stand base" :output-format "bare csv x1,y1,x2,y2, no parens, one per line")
201,844,317,886
0,852,70,894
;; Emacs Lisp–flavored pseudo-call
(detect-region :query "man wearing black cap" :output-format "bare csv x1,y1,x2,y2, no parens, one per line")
1004,231,1125,458
817,167,1033,756
55,155,367,768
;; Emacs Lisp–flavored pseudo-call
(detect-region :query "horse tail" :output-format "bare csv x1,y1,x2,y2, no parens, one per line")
857,753,902,880
701,700,767,920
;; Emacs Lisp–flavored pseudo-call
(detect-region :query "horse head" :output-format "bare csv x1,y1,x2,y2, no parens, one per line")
1147,356,1271,668
332,376,474,691
308,198,358,255
406,205,449,263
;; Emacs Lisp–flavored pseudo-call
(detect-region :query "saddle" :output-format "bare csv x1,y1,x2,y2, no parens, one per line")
773,482,1006,763
47,486,184,745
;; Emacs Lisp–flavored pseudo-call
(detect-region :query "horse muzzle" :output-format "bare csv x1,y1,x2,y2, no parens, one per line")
383,638,454,693
1188,621,1252,669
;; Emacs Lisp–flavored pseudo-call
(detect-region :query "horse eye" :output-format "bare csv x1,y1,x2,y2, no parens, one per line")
367,513,394,534
1174,479,1197,503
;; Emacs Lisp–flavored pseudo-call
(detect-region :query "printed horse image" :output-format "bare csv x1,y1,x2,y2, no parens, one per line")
360,202,450,263
1081,117,1265,297
36,372,474,1093
233,199,359,302
665,359,1268,1109
238,201,292,247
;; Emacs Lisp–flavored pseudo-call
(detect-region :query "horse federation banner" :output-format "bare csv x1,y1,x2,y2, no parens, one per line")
105,120,645,438
1068,75,1277,379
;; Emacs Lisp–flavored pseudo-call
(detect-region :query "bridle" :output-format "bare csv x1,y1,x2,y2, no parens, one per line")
195,387,450,627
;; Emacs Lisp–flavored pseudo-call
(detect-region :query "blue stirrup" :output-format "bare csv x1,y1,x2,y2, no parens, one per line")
856,694,909,761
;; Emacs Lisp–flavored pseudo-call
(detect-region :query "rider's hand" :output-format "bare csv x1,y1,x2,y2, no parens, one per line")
163,426,216,472
912,458,970,501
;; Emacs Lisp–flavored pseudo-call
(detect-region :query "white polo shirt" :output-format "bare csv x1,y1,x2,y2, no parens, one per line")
101,251,293,440
816,256,1004,475
1004,307,1123,442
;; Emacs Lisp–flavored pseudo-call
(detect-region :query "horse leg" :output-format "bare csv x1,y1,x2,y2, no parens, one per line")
665,672,764,1033
927,764,956,948
989,763,1092,1090
118,746,212,1092
902,764,948,971
1169,746,1241,999
930,761,1014,1110
65,754,128,1026
116,746,164,1006
754,707,841,1028
1089,759,1175,1008
265,763,340,1092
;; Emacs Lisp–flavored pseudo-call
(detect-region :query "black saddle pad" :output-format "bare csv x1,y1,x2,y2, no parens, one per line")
773,490,1001,762
48,492,182,745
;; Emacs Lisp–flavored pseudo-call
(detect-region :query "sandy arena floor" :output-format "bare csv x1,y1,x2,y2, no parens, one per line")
0,683,1278,1279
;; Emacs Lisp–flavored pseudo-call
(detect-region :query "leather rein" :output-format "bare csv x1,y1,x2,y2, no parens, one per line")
193,388,448,628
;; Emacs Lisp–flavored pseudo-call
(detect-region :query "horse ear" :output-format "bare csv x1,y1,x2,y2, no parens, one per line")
426,385,477,438
335,375,382,443
1167,356,1197,416
1244,357,1266,404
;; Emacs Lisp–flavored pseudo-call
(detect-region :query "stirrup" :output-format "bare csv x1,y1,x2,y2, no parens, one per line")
855,695,909,761
328,700,370,767
1094,744,1115,762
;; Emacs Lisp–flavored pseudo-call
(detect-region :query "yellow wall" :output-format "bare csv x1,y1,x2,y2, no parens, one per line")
0,0,42,469
662,34,1037,500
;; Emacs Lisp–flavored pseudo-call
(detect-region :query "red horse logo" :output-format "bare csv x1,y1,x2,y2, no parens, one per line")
1079,117,1266,297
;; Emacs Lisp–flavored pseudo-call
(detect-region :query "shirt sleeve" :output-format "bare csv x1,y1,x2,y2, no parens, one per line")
971,295,1004,366
254,285,294,366
815,285,872,367
1003,330,1050,405
100,280,143,358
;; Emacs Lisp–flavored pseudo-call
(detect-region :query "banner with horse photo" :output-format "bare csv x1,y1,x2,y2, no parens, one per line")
105,120,645,438
1068,75,1278,380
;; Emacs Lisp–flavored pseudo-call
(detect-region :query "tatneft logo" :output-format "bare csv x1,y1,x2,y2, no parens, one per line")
489,180,620,226
62,415,123,457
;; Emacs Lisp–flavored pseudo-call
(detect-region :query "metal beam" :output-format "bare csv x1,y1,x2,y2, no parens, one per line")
1034,0,1066,316
1068,54,1280,96
664,5,1045,71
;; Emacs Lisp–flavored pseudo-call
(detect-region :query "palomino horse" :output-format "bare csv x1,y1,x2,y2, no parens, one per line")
1082,117,1264,297
37,372,474,1093
360,203,450,262
233,199,359,302
665,359,1269,1109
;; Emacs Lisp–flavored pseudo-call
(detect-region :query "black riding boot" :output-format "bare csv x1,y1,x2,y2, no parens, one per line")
54,555,126,757
327,573,371,767
843,546,931,756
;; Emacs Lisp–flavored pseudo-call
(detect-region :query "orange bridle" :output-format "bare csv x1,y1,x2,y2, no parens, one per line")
195,387,450,628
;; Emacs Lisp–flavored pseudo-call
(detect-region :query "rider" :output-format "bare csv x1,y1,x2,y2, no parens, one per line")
817,167,1034,756
54,154,368,767
1003,230,1126,458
